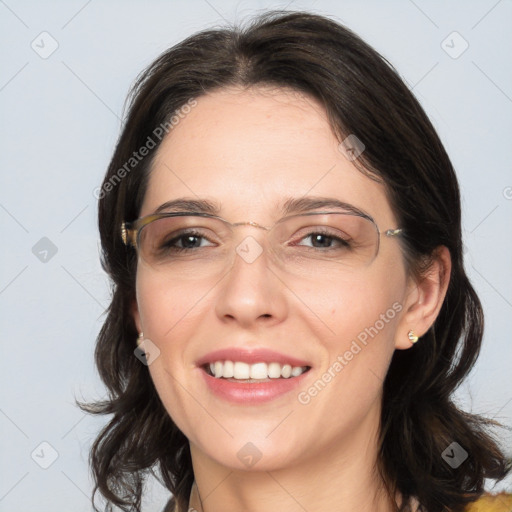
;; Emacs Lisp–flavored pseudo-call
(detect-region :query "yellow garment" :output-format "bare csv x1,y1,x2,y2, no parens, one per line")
465,493,512,511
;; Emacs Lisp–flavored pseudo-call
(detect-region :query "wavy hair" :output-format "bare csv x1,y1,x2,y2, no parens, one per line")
79,10,511,512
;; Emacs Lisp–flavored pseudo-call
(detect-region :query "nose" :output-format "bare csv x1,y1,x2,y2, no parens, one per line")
214,235,289,329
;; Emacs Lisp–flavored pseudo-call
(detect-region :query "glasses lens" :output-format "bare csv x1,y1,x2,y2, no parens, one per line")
137,213,379,276
271,213,379,270
138,215,231,273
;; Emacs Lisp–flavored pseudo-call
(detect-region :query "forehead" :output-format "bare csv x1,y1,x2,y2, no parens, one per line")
141,87,394,225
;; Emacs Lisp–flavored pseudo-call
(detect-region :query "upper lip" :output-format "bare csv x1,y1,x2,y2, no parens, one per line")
196,348,312,368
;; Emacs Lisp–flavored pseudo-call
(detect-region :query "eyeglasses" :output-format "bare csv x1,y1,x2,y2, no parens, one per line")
121,211,403,278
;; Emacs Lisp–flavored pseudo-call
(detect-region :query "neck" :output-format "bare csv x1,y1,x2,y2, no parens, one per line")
187,405,400,512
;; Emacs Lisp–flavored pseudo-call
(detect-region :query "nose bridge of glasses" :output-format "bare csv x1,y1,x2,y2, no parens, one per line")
228,220,274,265
231,220,271,230
228,220,273,246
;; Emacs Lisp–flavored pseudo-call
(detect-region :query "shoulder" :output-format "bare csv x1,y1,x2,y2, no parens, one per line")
464,492,512,512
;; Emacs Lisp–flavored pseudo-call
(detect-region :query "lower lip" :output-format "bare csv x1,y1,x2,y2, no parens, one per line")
200,368,311,404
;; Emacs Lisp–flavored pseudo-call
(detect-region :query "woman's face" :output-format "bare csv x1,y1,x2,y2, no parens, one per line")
133,87,414,472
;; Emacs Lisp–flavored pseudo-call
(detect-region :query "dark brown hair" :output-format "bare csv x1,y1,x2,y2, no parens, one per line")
80,10,511,512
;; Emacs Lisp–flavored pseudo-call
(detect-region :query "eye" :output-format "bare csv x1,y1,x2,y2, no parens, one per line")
294,229,352,249
160,229,216,252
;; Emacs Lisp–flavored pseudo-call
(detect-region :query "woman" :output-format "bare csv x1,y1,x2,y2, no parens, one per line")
81,10,511,512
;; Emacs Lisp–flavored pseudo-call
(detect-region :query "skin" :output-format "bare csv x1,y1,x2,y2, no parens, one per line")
132,86,451,512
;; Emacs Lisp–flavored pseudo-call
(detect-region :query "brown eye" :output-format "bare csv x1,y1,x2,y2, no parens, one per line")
159,230,215,252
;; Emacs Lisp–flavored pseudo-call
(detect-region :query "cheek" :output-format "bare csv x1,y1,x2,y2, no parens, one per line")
135,272,206,433
134,268,225,403
135,269,214,346
302,270,405,399
290,277,404,444
302,269,404,344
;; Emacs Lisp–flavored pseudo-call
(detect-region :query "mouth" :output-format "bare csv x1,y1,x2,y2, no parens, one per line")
195,347,313,403
202,361,311,382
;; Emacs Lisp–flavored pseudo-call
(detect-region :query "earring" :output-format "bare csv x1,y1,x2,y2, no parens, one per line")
408,330,419,344
137,332,144,346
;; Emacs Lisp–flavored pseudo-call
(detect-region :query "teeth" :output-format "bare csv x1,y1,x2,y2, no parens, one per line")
281,364,292,378
250,362,267,379
268,362,281,379
291,366,304,377
207,361,309,380
223,360,234,378
233,362,250,379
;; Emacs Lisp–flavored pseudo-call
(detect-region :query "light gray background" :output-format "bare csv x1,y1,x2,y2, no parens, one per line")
1,1,511,510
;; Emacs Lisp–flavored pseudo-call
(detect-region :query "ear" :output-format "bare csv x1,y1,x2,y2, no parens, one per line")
395,246,451,350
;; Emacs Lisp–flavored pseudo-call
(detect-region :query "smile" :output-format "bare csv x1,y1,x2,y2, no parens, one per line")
205,360,310,380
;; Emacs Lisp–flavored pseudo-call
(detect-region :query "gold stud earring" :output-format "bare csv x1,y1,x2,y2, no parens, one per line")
137,332,144,346
408,330,419,344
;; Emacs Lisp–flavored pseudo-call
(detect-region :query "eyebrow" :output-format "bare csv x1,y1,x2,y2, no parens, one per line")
153,196,370,219
154,198,221,215
280,196,369,218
